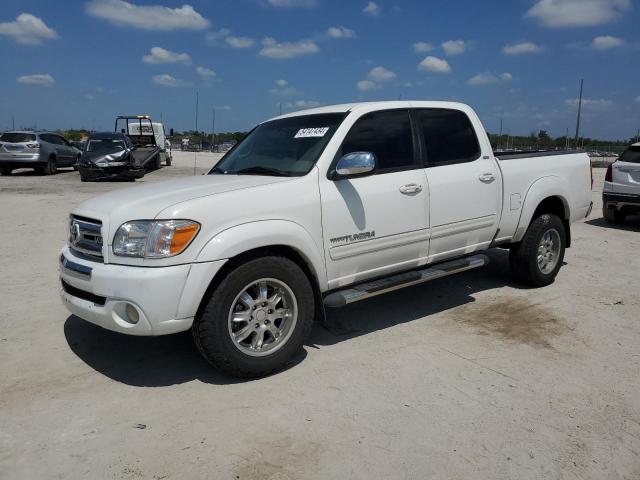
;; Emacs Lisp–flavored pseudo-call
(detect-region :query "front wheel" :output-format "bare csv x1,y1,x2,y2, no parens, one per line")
0,166,12,176
509,214,565,287
193,256,315,378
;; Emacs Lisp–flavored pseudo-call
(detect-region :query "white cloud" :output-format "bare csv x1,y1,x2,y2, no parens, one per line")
363,1,381,15
86,0,209,31
205,28,231,46
267,0,317,7
502,41,541,55
17,73,55,86
196,66,216,77
468,73,499,86
357,80,378,91
467,72,513,86
327,26,355,39
225,36,255,48
413,42,434,53
270,79,299,96
285,100,321,109
526,0,631,28
591,35,625,50
142,47,191,64
442,40,466,56
418,56,451,74
152,74,192,88
564,98,613,110
0,13,58,45
258,37,319,59
368,66,396,82
356,66,396,92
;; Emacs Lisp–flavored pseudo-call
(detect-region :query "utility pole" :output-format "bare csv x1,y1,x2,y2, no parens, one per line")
279,102,282,115
193,91,199,175
12,115,15,130
565,127,569,150
212,106,216,152
498,114,503,150
636,129,639,143
574,79,584,149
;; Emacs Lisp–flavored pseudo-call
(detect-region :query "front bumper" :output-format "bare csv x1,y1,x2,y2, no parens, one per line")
78,164,145,181
59,246,227,336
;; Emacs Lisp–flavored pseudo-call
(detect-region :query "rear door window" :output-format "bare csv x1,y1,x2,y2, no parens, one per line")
415,108,481,167
338,110,416,172
619,147,640,164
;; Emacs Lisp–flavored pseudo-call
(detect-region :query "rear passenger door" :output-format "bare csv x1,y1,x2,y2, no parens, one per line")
56,136,76,166
415,108,501,263
320,109,430,288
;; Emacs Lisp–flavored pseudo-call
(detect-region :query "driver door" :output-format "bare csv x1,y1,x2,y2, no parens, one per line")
320,109,430,289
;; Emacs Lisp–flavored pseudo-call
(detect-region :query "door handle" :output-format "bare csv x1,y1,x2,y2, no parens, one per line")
399,183,423,195
478,173,496,183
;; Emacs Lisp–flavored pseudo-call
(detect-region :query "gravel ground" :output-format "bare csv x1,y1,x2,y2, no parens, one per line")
1,153,639,480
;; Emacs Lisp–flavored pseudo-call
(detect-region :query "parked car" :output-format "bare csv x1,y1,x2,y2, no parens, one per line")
0,131,80,175
603,142,640,223
77,132,144,181
59,101,593,378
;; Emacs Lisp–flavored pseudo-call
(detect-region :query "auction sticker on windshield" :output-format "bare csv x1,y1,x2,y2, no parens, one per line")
295,127,330,138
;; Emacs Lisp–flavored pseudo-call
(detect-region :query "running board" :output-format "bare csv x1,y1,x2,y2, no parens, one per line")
323,254,489,308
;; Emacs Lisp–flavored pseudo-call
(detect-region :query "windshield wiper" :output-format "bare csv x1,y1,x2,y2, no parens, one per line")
233,166,290,177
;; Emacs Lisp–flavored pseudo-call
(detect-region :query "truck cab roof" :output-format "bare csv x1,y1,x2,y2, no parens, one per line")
268,100,472,122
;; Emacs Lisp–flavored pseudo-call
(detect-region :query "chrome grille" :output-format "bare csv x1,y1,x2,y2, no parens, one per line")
69,215,104,259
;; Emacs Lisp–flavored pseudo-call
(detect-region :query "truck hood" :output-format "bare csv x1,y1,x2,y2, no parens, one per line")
74,174,293,221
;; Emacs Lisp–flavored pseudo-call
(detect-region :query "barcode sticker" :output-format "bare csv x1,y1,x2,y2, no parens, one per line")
294,127,330,138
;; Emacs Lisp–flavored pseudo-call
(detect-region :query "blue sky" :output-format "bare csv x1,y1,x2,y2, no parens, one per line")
0,0,638,139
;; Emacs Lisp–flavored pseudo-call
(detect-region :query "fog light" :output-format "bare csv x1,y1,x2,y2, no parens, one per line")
125,304,140,324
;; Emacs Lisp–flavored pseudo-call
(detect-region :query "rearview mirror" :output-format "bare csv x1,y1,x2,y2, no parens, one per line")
333,151,376,179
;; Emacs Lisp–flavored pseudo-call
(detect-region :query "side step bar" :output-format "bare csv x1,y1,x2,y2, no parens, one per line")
323,254,489,308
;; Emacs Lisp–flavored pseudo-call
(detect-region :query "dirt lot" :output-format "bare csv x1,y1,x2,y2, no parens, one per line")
1,154,639,479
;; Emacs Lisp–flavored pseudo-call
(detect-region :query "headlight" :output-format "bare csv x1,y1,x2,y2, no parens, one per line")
112,220,200,258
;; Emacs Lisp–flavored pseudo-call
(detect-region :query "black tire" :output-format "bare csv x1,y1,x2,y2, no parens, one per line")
509,214,566,287
603,203,625,224
193,256,315,378
34,166,45,175
165,155,172,166
0,166,12,176
44,156,57,175
154,155,161,170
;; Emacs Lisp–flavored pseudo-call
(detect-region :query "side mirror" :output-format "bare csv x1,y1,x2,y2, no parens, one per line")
333,151,376,179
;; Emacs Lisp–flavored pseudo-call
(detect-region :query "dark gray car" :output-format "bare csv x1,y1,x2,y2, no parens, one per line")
0,131,81,176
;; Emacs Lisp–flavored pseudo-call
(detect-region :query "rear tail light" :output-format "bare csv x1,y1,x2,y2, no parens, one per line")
26,143,40,149
605,163,613,182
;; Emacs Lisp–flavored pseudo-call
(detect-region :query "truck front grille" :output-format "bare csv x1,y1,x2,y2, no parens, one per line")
69,215,104,259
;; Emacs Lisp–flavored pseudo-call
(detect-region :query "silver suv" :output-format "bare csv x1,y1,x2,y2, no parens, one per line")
0,131,81,176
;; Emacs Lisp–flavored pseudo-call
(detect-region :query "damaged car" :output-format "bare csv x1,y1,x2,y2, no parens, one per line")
78,132,145,182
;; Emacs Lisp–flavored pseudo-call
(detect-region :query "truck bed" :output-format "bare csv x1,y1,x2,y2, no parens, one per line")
494,150,592,243
131,146,160,168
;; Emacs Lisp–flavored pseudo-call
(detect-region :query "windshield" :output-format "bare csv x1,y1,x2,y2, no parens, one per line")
619,147,640,164
1,133,36,143
211,113,346,176
87,139,126,153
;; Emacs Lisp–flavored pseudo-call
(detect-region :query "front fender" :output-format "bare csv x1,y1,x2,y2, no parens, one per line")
514,175,570,242
195,219,328,290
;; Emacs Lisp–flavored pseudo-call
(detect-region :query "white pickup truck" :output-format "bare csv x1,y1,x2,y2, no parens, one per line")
59,101,592,377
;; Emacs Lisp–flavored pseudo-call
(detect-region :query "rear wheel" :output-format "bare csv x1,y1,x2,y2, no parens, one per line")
193,256,315,378
0,166,12,176
44,156,57,175
603,203,625,224
509,214,565,287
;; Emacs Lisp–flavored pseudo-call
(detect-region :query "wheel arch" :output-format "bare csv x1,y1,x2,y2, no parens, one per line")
514,176,572,247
